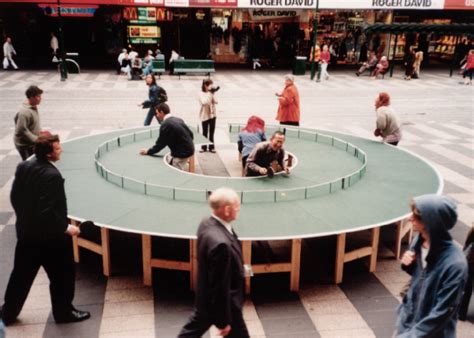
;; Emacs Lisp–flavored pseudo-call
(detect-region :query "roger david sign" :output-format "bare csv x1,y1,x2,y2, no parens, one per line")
241,0,315,9
371,0,438,7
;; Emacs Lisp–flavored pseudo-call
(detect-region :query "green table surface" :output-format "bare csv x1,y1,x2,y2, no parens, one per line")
59,126,441,240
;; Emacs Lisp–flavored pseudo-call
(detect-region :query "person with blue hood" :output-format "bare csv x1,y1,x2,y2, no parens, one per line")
395,194,468,337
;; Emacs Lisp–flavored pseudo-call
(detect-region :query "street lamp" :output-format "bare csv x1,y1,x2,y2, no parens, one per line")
310,0,319,80
57,0,68,81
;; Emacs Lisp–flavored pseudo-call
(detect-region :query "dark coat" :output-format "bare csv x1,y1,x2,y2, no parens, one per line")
147,116,194,158
10,158,68,242
195,216,245,329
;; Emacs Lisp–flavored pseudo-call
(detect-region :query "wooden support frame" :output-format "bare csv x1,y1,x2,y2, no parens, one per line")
141,234,195,288
188,154,195,173
71,218,111,276
334,227,380,284
241,239,302,294
394,218,413,259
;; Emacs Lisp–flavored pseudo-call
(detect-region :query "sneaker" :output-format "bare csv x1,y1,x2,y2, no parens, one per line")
355,72,360,76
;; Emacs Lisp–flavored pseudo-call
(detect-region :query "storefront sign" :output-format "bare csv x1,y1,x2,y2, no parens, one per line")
249,9,300,20
128,25,160,43
189,0,238,7
38,4,98,17
164,0,189,7
239,0,315,8
128,25,160,37
444,0,474,9
318,0,444,9
137,7,157,21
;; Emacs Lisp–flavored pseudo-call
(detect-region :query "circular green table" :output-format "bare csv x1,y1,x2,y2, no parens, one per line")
59,125,441,291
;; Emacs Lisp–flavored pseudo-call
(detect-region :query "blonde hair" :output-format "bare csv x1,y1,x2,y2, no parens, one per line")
209,188,239,210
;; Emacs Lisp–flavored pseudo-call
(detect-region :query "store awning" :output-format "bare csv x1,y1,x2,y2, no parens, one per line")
363,23,474,38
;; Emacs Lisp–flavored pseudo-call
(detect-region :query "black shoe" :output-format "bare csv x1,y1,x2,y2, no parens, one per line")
55,309,90,324
0,306,15,326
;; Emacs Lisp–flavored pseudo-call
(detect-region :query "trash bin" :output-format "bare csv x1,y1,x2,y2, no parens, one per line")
293,56,307,76
65,52,80,73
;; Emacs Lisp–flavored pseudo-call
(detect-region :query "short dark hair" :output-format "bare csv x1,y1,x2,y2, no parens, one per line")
271,131,285,139
34,133,60,161
202,79,213,92
25,85,43,99
156,102,170,115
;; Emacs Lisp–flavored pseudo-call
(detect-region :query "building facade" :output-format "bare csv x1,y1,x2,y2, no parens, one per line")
0,0,472,68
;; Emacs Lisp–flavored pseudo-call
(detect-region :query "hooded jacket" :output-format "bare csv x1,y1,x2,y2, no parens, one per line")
396,195,468,338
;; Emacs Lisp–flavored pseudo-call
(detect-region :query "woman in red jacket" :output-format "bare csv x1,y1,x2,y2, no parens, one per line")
275,74,300,126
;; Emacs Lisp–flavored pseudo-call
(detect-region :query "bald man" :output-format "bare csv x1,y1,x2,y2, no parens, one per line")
179,188,249,337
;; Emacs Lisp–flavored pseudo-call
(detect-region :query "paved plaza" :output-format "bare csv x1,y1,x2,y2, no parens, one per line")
0,67,473,337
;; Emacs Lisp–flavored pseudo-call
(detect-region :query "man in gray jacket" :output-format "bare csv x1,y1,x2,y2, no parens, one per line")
14,86,42,160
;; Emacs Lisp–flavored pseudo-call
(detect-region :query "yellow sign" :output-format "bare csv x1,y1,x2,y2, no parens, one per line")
127,25,161,38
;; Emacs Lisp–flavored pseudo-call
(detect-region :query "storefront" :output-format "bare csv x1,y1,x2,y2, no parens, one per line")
0,0,472,68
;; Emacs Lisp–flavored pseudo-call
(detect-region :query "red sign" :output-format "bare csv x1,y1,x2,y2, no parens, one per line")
444,0,474,9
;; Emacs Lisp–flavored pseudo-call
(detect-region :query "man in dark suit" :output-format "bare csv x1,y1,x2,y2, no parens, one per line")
0,132,90,325
179,188,249,337
139,102,194,171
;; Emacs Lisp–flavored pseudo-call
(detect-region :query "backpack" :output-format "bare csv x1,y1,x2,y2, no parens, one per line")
157,86,168,103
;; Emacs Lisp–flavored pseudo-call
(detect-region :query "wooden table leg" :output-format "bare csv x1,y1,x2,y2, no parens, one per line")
335,233,346,284
101,227,111,276
242,241,252,295
70,219,80,263
369,227,380,272
290,239,302,292
188,155,195,173
142,235,152,286
190,239,198,291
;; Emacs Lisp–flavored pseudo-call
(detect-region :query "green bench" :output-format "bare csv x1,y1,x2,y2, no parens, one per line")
151,59,165,79
173,59,215,79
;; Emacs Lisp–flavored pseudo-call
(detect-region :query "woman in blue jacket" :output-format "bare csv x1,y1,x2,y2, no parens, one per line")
396,194,468,338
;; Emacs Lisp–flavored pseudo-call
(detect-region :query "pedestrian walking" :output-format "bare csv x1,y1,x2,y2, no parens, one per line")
3,37,18,70
198,79,218,153
13,85,43,160
178,188,249,338
461,49,474,85
320,45,331,80
0,132,91,326
140,74,167,126
309,44,321,82
413,51,423,79
404,46,416,80
276,74,300,126
395,194,468,337
459,224,474,321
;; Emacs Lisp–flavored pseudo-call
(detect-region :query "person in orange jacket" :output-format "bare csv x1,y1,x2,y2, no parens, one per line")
275,74,300,126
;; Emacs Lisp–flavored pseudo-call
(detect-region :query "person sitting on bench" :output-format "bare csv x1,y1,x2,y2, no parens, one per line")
371,56,389,79
356,51,378,76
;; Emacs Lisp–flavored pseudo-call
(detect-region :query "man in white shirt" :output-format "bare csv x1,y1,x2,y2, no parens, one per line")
3,37,18,70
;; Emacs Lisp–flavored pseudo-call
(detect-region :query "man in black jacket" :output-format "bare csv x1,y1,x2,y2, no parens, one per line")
179,188,249,338
139,103,194,171
0,133,90,325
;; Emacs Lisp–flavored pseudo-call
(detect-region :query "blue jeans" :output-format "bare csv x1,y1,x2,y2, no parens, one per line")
144,108,160,126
